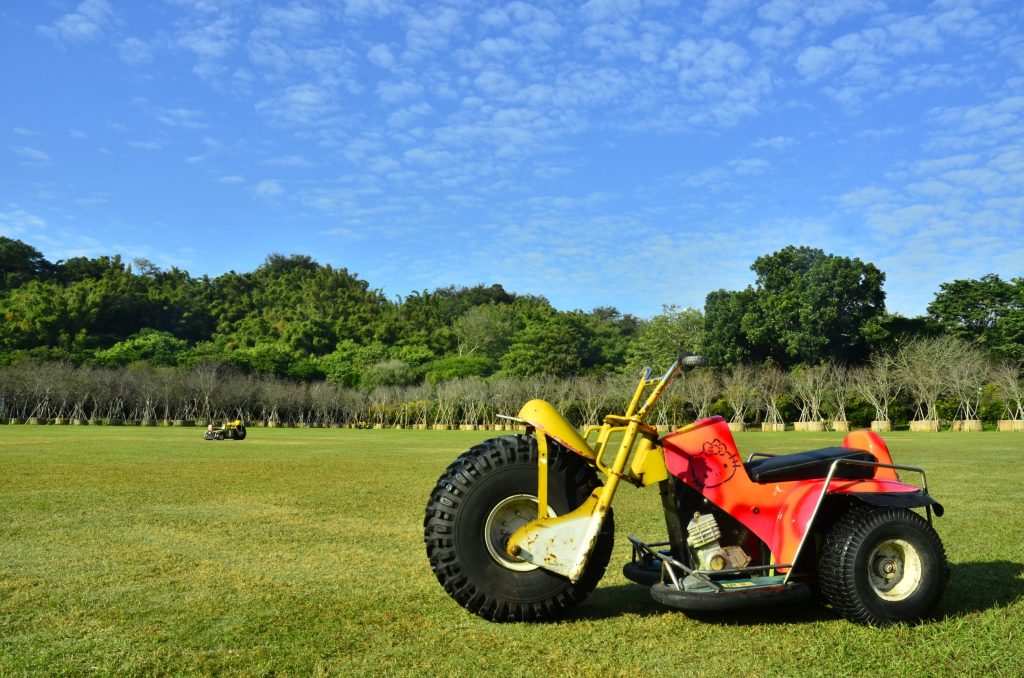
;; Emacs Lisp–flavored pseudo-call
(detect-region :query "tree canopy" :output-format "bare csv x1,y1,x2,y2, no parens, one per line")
704,246,886,367
1,238,1019,385
928,274,1024,361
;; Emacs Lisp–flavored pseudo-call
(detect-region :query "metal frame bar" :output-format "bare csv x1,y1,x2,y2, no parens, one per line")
627,535,793,592
782,458,929,584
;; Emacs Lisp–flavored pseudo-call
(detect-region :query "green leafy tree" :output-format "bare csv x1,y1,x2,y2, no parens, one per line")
209,254,390,352
319,341,388,388
583,306,641,369
749,246,885,365
93,329,189,367
0,279,98,351
424,355,496,383
500,313,593,378
860,313,941,355
361,359,417,389
0,237,53,289
177,341,231,368
230,343,298,377
705,247,885,368
452,304,515,359
927,274,1024,361
703,288,761,367
625,305,704,372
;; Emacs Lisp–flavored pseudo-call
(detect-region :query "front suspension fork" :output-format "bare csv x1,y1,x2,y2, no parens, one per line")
509,423,640,583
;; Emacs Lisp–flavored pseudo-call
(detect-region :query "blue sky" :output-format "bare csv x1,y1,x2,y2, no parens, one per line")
2,0,1022,318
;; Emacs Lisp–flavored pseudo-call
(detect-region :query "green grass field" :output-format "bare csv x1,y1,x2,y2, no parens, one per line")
2,426,1023,677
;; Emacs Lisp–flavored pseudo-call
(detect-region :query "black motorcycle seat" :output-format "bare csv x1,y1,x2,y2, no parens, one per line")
745,447,877,483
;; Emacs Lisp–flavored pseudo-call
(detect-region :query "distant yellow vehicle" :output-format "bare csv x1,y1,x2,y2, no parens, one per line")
204,419,247,441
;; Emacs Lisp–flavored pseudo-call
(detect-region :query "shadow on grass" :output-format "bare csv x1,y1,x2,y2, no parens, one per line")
575,560,1024,625
577,583,836,625
941,560,1024,618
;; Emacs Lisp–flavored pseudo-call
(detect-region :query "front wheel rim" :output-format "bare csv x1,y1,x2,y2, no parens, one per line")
867,538,923,601
484,494,555,572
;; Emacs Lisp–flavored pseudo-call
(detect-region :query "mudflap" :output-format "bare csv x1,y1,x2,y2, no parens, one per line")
651,577,813,612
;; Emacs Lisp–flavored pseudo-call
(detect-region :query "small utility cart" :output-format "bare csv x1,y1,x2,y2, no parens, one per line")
204,419,247,441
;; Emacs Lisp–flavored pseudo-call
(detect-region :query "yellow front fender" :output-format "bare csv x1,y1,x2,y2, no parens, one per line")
516,399,596,462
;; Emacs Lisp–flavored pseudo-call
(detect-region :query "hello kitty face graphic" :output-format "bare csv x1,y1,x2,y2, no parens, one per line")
687,438,741,489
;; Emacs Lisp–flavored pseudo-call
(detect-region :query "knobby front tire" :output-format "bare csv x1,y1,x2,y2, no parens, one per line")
424,434,614,622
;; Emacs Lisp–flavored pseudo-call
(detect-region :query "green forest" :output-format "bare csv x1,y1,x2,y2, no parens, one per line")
1,236,1022,428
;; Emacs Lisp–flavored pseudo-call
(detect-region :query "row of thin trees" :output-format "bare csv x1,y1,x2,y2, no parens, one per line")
2,337,1022,430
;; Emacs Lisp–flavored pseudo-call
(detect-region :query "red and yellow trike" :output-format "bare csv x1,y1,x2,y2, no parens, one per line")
424,356,947,625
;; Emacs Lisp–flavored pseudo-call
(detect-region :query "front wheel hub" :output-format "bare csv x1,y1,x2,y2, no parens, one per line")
483,494,555,571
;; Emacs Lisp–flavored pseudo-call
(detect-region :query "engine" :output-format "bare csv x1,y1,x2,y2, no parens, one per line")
686,512,750,571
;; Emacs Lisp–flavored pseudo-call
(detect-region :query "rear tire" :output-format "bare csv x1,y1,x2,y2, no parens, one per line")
424,435,613,622
819,505,948,625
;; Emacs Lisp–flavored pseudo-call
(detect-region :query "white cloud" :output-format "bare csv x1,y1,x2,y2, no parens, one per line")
404,7,461,59
758,0,799,24
377,80,423,104
367,44,395,69
155,107,207,130
701,0,755,26
665,39,772,126
387,102,433,128
176,15,236,60
581,0,643,23
256,83,337,126
344,0,395,19
127,139,163,151
839,185,896,210
912,154,980,175
749,17,805,51
13,146,51,166
753,136,795,150
682,167,731,190
262,3,323,32
254,180,284,197
0,209,48,237
260,155,313,167
248,35,293,73
403,147,454,167
366,155,400,173
74,193,111,207
474,69,518,97
795,45,837,80
729,158,770,175
119,38,154,66
219,175,245,185
37,0,112,44
804,0,884,27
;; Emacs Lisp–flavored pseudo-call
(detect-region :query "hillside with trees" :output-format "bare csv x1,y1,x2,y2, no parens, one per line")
1,236,1021,429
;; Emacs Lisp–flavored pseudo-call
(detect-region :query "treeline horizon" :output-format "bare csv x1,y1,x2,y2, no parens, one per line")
1,236,1022,390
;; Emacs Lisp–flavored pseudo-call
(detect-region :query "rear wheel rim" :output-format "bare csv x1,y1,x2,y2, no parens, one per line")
867,538,923,601
484,494,555,572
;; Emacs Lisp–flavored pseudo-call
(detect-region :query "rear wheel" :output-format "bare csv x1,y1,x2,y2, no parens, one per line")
819,506,947,625
424,435,613,622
